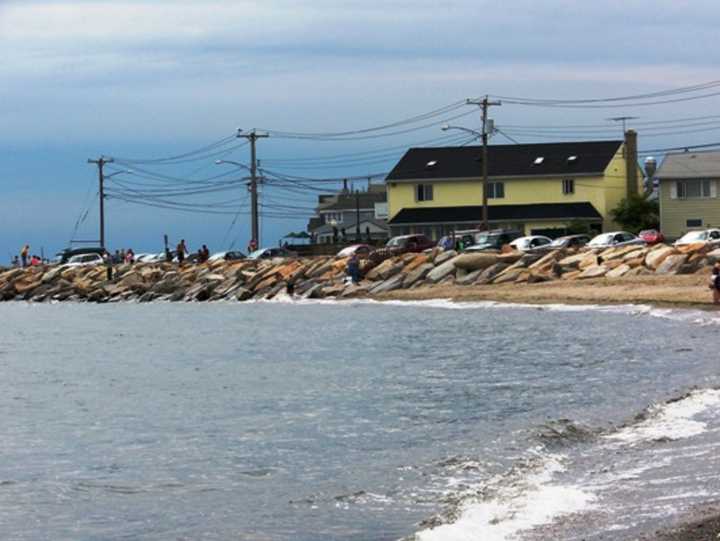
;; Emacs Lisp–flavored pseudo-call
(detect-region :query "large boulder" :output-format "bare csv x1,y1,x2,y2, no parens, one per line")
365,259,403,281
492,267,525,284
579,253,600,270
706,248,720,264
558,252,586,269
402,263,434,288
655,254,689,274
606,264,631,279
477,262,510,284
578,265,608,279
370,274,405,294
456,269,484,285
453,253,498,272
433,250,457,265
645,246,677,270
426,256,461,283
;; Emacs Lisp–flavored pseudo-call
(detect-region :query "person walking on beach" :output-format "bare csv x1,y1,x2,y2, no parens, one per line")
20,244,29,267
176,239,187,264
711,263,720,305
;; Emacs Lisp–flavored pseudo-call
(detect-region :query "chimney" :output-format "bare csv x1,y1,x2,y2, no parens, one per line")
624,129,638,197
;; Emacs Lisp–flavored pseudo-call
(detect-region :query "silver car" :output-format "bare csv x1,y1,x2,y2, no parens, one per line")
587,231,645,249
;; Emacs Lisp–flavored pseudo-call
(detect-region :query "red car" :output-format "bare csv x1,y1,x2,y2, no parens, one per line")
386,234,435,254
639,229,665,245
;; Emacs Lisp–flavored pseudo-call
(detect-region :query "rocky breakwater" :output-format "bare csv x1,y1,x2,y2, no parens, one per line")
0,241,717,304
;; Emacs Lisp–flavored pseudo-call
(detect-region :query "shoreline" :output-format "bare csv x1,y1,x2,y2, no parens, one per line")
371,274,718,312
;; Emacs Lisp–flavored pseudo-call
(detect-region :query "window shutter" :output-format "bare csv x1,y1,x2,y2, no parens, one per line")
712,180,718,198
670,182,677,199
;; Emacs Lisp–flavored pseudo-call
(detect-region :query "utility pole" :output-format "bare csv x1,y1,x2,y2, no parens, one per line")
467,96,501,231
87,156,114,250
355,189,361,242
236,129,268,247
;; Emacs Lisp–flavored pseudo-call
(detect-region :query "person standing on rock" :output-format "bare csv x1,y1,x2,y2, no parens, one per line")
20,244,29,267
711,263,720,305
346,253,361,284
104,252,113,281
176,239,187,265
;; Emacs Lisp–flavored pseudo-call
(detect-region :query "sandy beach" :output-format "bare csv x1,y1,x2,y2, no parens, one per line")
376,273,717,310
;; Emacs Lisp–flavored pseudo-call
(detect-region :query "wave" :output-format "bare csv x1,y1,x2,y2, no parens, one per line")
252,295,720,327
413,388,720,541
413,453,595,541
606,388,720,445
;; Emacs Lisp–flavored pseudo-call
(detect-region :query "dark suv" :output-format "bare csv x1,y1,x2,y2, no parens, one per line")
386,234,435,254
464,230,523,252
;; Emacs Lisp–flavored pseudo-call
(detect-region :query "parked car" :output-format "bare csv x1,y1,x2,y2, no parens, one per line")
386,234,435,254
638,229,665,245
547,234,591,250
465,229,523,252
337,244,372,258
65,253,105,267
587,231,644,249
674,228,720,247
247,247,297,260
55,247,105,264
508,235,553,252
437,229,483,250
208,251,246,262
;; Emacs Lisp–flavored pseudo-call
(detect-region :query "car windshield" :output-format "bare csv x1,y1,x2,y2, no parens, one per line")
550,238,567,247
248,249,266,258
680,231,706,242
473,233,495,245
386,238,405,247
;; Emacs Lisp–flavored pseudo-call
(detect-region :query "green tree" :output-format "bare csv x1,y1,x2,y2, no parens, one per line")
609,194,659,233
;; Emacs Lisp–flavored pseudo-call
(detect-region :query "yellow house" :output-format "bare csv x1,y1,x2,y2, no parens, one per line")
386,138,643,239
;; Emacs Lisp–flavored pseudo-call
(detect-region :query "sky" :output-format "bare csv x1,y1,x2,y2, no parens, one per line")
2,0,720,261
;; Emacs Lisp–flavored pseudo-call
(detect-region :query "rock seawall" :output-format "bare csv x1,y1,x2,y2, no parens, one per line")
0,242,717,303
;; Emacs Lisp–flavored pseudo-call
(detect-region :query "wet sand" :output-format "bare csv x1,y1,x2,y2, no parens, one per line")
635,504,720,541
376,273,717,310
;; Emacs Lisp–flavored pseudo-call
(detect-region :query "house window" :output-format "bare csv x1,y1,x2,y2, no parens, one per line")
676,179,712,199
687,218,703,228
562,179,575,195
324,212,343,224
416,184,434,201
487,182,504,199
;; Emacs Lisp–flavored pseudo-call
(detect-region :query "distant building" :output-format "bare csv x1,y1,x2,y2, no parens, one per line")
307,183,389,243
656,150,720,238
384,136,642,239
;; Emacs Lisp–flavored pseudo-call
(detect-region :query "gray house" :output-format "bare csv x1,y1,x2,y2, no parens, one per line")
657,150,720,238
307,183,389,243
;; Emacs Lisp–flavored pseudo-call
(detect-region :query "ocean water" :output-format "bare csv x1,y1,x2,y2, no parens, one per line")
0,299,719,540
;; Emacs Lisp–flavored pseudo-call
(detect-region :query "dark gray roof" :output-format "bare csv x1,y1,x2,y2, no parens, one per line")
318,190,387,211
388,202,602,225
313,218,388,235
655,150,720,179
385,141,623,181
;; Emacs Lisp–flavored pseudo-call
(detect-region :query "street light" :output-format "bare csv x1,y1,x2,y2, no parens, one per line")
441,124,483,139
105,169,134,179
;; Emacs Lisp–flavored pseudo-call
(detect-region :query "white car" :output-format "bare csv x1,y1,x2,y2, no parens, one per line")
65,253,105,267
587,231,644,249
509,235,553,252
674,228,720,246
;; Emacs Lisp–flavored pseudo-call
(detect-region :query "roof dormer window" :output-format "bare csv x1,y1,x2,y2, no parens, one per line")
425,160,437,168
533,157,544,165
